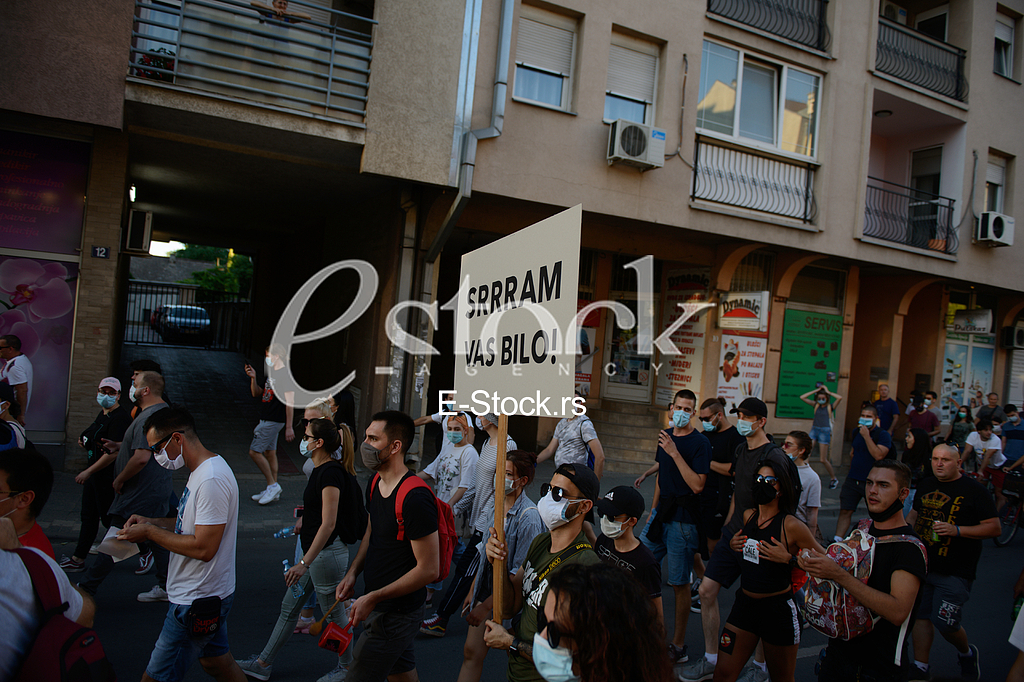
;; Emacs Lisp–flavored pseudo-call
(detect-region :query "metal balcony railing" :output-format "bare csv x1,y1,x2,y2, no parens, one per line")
692,135,817,223
707,0,831,52
129,0,375,122
875,18,968,102
864,177,958,255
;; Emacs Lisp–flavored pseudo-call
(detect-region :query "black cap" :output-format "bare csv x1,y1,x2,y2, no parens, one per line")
730,397,768,418
554,463,600,503
597,485,645,520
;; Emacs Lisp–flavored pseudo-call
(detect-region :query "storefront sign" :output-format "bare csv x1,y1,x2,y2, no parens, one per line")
0,130,90,256
455,205,581,415
948,309,993,335
718,291,770,333
776,309,843,418
654,269,710,406
717,333,767,411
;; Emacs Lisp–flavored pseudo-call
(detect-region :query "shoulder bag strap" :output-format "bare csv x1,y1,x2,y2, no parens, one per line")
393,475,431,541
14,548,67,615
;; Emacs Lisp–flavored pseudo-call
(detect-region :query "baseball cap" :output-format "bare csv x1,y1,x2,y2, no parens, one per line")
597,485,645,520
554,463,599,504
98,377,121,392
730,397,768,419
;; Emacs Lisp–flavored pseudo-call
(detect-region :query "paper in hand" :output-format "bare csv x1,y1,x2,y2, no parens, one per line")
97,526,140,563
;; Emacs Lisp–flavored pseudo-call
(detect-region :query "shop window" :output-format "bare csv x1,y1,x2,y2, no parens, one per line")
996,12,1015,78
789,266,845,312
513,6,577,111
604,34,659,125
730,251,774,292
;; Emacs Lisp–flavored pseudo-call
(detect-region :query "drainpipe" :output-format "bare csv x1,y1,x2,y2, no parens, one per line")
425,0,513,263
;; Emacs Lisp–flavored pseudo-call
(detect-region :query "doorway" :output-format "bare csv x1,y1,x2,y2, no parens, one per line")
600,298,654,403
909,146,943,249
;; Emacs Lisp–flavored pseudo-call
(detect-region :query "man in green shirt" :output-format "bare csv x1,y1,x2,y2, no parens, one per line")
484,463,602,681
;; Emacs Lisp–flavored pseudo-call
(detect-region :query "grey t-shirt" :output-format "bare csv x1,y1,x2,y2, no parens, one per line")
108,403,173,519
552,416,598,467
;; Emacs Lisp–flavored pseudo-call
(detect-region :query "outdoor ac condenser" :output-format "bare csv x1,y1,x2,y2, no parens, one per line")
977,211,1015,247
607,119,666,170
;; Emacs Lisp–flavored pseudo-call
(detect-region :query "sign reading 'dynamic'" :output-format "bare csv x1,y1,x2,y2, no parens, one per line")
718,291,770,333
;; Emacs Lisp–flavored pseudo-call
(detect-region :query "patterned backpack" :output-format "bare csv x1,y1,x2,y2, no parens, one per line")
803,519,927,663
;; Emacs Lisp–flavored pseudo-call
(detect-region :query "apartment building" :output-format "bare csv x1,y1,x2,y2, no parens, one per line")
1,0,1022,471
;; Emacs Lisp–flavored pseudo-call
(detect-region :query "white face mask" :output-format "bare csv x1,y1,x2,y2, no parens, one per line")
475,416,484,431
599,516,626,539
538,491,583,531
129,385,140,403
154,441,186,471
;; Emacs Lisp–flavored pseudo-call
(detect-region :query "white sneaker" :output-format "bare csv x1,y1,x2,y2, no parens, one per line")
89,542,101,555
252,486,269,502
258,483,282,505
316,662,347,682
736,664,769,682
138,585,169,603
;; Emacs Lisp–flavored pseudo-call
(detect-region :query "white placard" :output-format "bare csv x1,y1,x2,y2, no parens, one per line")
454,205,581,416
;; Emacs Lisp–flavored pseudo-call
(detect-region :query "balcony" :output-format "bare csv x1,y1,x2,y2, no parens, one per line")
130,0,374,123
875,18,968,103
864,177,958,255
707,0,831,52
692,134,817,224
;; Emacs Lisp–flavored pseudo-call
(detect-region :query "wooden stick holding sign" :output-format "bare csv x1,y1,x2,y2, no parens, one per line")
492,412,509,624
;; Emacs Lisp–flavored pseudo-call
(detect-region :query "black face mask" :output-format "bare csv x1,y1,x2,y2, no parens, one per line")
868,496,906,522
752,481,778,506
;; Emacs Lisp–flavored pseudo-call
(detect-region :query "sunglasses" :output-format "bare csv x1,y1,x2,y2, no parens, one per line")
755,475,778,485
780,442,794,449
537,605,573,649
147,432,182,453
539,484,582,503
301,433,318,441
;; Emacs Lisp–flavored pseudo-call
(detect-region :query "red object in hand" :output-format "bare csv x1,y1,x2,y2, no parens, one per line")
318,622,353,655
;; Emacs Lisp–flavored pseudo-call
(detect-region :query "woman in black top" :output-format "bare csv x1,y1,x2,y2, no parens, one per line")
719,462,824,682
901,427,933,516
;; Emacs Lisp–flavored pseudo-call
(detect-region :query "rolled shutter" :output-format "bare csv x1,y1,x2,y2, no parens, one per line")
517,16,573,75
607,44,657,102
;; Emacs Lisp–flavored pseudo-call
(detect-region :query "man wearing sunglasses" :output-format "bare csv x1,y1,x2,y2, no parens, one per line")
79,371,172,603
483,462,601,682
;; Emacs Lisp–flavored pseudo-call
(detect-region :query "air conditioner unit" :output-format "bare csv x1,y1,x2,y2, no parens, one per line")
881,0,908,24
1001,323,1024,349
124,209,153,253
977,211,1015,247
607,119,666,170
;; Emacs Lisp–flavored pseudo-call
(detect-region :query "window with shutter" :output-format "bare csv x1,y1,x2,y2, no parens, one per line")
995,13,1015,78
986,154,1008,213
513,7,577,111
604,37,658,125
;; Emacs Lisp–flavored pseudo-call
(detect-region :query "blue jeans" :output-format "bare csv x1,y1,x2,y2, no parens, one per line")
145,594,234,682
640,508,698,586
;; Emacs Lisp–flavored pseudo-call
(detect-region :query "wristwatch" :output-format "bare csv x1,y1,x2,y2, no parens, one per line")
299,559,307,567
788,554,799,568
510,637,522,657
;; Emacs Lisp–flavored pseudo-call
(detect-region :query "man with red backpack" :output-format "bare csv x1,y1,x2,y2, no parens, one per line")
799,460,926,682
336,410,440,682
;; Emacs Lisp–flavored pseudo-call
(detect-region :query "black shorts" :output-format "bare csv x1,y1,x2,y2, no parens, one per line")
701,495,724,541
723,590,800,647
704,530,742,589
840,477,866,512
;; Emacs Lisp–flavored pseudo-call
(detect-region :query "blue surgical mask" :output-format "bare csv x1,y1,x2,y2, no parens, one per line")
736,419,755,437
265,356,274,367
532,631,579,682
858,417,874,428
447,431,463,445
96,393,117,409
672,410,690,428
702,419,716,432
299,438,312,457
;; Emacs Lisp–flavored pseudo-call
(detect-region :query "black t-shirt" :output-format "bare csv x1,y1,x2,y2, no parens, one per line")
912,475,997,580
704,425,744,513
257,369,286,423
726,440,800,536
654,429,711,524
300,460,350,554
826,523,926,673
595,534,662,598
80,407,132,464
363,471,438,613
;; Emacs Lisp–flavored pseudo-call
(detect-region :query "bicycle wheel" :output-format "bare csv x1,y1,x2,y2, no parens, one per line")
994,500,1021,546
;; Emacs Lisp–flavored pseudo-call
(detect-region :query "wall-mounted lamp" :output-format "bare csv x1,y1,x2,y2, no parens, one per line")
129,185,137,202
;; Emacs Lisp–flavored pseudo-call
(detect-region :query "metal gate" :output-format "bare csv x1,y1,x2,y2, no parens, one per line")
124,280,252,353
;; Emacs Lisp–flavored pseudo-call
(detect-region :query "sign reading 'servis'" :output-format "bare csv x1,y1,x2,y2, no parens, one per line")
454,205,581,416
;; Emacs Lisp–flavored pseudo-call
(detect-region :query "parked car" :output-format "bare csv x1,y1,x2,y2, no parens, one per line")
158,305,212,345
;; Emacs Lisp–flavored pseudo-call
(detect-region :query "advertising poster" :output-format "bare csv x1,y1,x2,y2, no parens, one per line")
654,269,710,406
0,255,80,432
718,291,770,333
575,326,596,397
0,130,91,256
717,333,767,412
776,309,843,418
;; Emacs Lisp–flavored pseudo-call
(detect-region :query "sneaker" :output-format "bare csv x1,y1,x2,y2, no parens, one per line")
906,665,929,681
89,542,100,555
58,555,85,573
958,643,980,681
258,482,282,505
668,643,688,664
294,616,315,634
316,661,347,682
135,550,155,575
736,664,769,682
236,655,272,681
420,613,447,637
829,478,839,489
690,594,701,613
679,656,715,682
137,585,169,603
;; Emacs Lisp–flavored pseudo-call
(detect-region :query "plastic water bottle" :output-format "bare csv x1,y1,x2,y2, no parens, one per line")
274,526,295,539
281,560,303,600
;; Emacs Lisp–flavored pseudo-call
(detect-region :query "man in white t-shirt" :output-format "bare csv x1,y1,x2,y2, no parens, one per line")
0,335,33,426
964,418,1009,510
118,407,243,682
1,517,93,679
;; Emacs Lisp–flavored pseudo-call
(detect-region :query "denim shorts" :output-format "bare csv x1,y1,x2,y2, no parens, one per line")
145,593,234,682
250,420,284,452
809,425,832,445
640,508,698,586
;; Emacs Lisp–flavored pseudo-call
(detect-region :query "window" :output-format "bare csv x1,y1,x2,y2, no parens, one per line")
996,13,1015,78
986,154,1007,213
696,40,820,158
790,266,845,312
513,7,577,111
604,35,659,125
